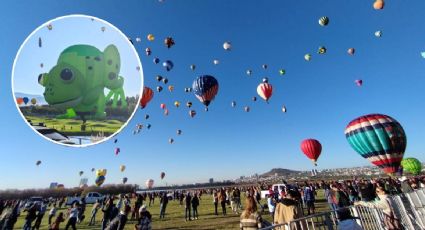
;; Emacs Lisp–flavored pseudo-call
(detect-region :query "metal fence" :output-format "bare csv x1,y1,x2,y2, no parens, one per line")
261,188,425,230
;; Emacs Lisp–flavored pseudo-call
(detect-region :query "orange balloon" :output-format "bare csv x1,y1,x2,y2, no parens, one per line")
16,98,24,105
373,0,384,10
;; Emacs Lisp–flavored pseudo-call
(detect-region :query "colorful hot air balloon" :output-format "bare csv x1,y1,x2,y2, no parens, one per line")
246,70,252,76
23,97,29,105
213,59,219,65
262,64,268,70
168,85,174,92
169,138,174,144
163,60,174,71
355,79,363,86
252,96,257,102
147,34,155,41
223,41,232,51
153,57,160,64
145,48,151,56
231,101,236,107
140,87,154,109
38,37,42,48
157,86,163,92
101,26,105,32
318,16,329,26
120,165,126,172
160,103,166,109
345,114,406,174
174,101,180,107
282,106,287,113
262,78,269,83
186,102,192,108
375,30,382,38
192,75,219,107
373,0,384,10
257,83,273,102
146,179,154,189
145,114,150,120
162,78,168,84
96,169,107,177
279,69,286,75
347,48,355,55
47,24,53,30
95,176,105,186
401,158,422,175
91,168,95,172
304,54,312,61
136,37,141,43
318,46,327,54
189,110,196,118
164,37,175,48
244,106,250,112
156,75,163,82
190,64,196,71
301,139,322,166
122,177,128,184
115,148,120,155
164,109,169,116
160,172,166,179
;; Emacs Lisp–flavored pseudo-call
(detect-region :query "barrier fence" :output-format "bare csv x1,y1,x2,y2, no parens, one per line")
261,188,425,230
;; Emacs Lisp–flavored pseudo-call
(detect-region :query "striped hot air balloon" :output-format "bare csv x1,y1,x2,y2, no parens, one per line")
318,16,329,26
192,75,219,107
345,114,406,174
401,158,422,175
301,139,322,166
257,83,273,102
140,87,154,109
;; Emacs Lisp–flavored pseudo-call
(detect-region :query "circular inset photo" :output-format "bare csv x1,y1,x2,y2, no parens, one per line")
12,15,143,147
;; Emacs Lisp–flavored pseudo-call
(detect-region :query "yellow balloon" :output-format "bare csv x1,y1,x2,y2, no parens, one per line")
174,101,180,107
120,165,126,172
96,169,107,177
168,85,174,92
147,34,155,41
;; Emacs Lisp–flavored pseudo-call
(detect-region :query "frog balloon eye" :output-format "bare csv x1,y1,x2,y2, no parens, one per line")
60,68,74,81
108,72,117,80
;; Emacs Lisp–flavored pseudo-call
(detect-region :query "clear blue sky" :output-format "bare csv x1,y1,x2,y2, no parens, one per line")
1,0,425,189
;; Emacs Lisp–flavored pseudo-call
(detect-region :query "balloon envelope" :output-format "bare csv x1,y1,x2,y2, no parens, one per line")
373,0,384,10
122,177,128,184
257,83,273,102
140,87,154,109
401,158,422,175
95,176,105,187
192,75,219,107
345,114,406,174
96,169,107,177
146,179,154,189
120,165,126,172
163,60,174,71
160,172,166,179
23,97,29,104
301,139,322,165
223,41,231,50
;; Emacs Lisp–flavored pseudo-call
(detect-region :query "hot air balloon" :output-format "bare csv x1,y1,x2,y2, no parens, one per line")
223,41,231,51
318,46,327,54
136,37,141,43
16,98,24,105
192,75,219,107
101,26,106,32
421,52,425,59
23,97,29,105
163,60,174,71
40,63,44,68
145,48,151,56
114,139,118,143
146,179,154,189
279,69,286,75
304,54,312,61
186,102,192,108
160,172,166,179
140,87,154,109
257,83,273,102
244,106,250,112
262,77,269,83
136,66,141,71
262,64,268,70
162,78,168,84
145,114,150,120
190,64,196,71
96,169,107,177
169,138,174,144
213,59,219,65
91,168,95,172
401,158,422,175
177,129,182,135
36,160,42,166
157,86,163,92
174,101,180,107
282,106,287,113
252,96,257,102
153,57,160,64
375,31,382,37
164,109,169,116
122,177,128,184
319,16,329,26
231,101,236,107
120,165,126,172
115,148,120,155
147,124,152,129
189,110,196,118
156,75,163,82
147,34,155,41
47,24,53,30
347,48,355,55
160,103,166,109
168,85,174,92
164,37,175,48
95,176,105,186
373,0,384,10
38,37,42,48
246,70,253,76
301,139,322,166
345,114,406,174
355,79,363,86
79,171,84,176
30,98,37,105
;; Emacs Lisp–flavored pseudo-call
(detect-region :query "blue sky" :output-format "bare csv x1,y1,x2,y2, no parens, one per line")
1,0,425,189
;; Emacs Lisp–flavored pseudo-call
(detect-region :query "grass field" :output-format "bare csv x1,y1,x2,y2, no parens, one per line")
25,116,123,136
13,191,330,229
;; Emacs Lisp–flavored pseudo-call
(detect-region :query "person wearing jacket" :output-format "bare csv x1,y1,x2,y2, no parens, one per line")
218,189,227,216
274,190,306,230
49,212,65,230
159,193,168,219
303,185,315,215
184,192,192,221
240,196,262,230
101,198,114,230
191,194,199,220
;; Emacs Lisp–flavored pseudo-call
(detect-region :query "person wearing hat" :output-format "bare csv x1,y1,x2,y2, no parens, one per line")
135,205,151,230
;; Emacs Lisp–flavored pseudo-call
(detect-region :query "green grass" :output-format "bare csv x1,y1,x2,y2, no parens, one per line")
25,116,123,136
13,192,331,229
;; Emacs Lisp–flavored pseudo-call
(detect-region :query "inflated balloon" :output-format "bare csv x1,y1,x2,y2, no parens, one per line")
23,97,29,105
153,57,160,64
192,75,219,107
246,70,252,76
95,176,105,187
47,24,53,30
347,48,355,55
120,165,126,172
375,31,382,37
401,158,422,175
136,66,141,71
38,37,42,48
96,169,107,177
177,129,182,135
168,85,174,92
163,60,174,71
355,79,363,86
262,64,268,70
160,172,166,180
223,41,231,51
421,52,425,59
140,87,154,109
190,64,196,71
213,59,219,65
304,54,312,61
186,102,192,108
345,114,406,174
318,46,327,54
160,103,166,109
252,96,257,102
282,106,287,113
164,37,175,48
318,16,329,26
257,83,273,102
162,78,168,84
174,101,180,107
169,138,174,144
279,69,286,75
145,48,151,56
373,0,384,10
156,75,163,82
16,98,24,105
122,177,128,184
189,110,196,118
115,148,120,155
30,98,37,105
136,37,141,43
91,168,95,172
36,160,41,166
114,139,118,143
157,86,163,92
146,179,154,189
79,171,84,176
40,63,44,68
101,26,105,32
145,114,149,120
164,109,169,116
147,34,155,41
262,77,269,83
147,124,152,129
301,139,322,166
244,106,250,112
231,101,236,107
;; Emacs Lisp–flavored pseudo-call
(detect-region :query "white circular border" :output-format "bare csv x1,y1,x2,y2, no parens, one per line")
11,14,144,148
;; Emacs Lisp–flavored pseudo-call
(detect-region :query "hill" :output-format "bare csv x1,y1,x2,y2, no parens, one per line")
261,168,301,177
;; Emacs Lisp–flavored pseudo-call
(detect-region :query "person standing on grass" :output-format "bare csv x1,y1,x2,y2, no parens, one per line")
88,199,100,226
132,194,142,221
101,198,114,230
23,203,38,230
136,205,151,230
213,190,219,216
159,193,168,219
77,198,86,223
32,202,46,230
267,193,276,223
49,212,65,230
274,190,306,229
303,185,315,215
48,203,57,225
192,193,199,220
1,200,19,230
184,192,192,221
218,188,227,216
65,202,79,230
240,196,262,230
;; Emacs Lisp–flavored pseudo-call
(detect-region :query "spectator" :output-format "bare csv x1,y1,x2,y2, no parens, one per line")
303,185,315,215
88,199,100,226
267,193,276,223
65,202,79,230
274,190,305,229
159,193,168,219
213,190,218,216
240,196,262,230
49,212,65,230
32,202,46,230
184,192,192,221
101,198,113,230
23,203,38,230
135,205,151,230
337,208,363,230
48,204,57,225
192,193,199,220
218,189,227,216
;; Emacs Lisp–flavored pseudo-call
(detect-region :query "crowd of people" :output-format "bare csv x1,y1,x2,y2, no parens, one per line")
0,176,421,230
